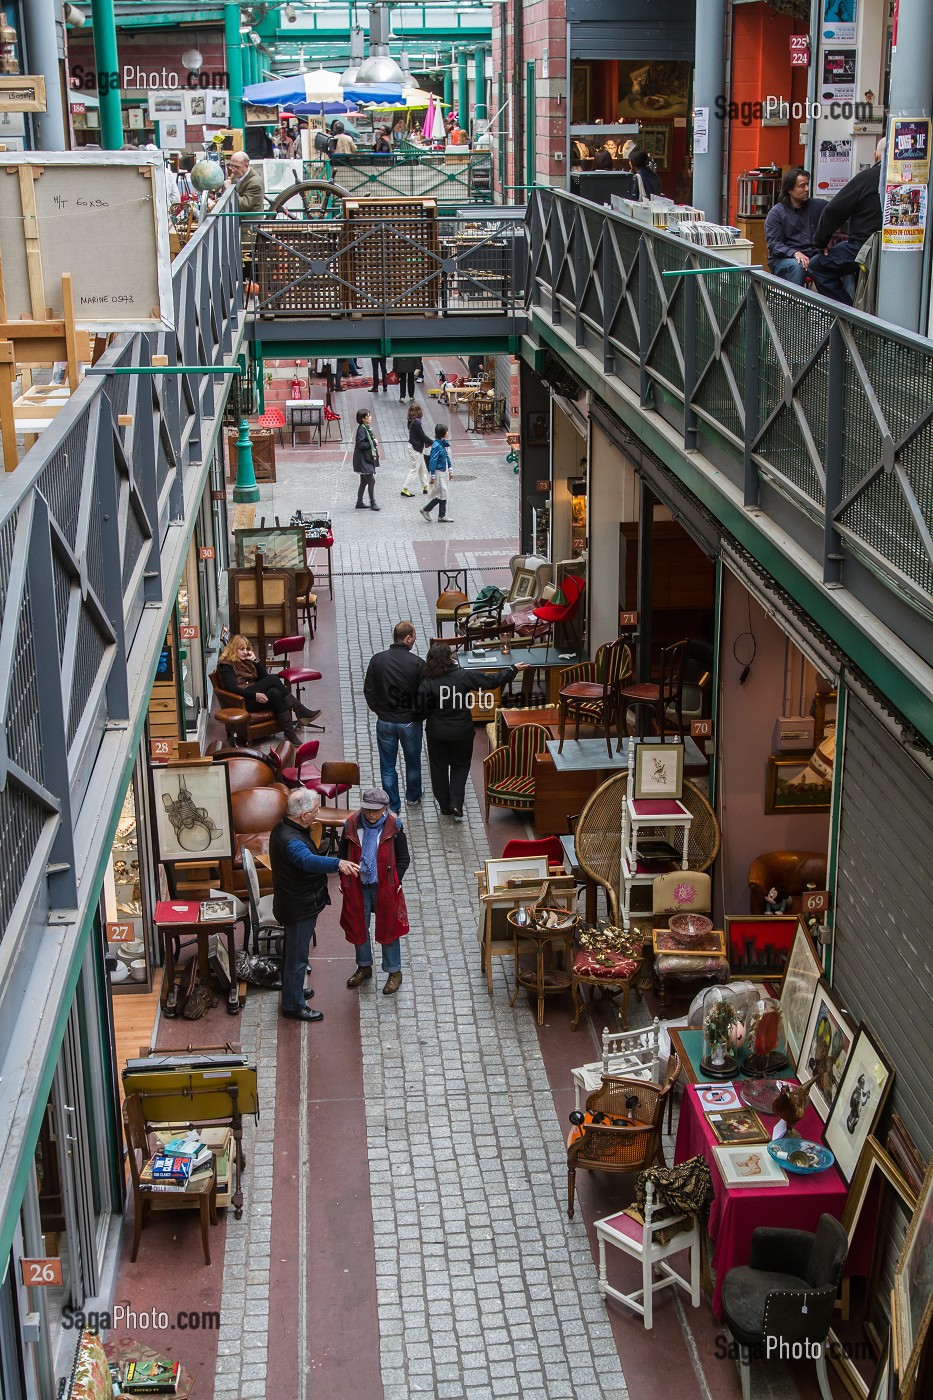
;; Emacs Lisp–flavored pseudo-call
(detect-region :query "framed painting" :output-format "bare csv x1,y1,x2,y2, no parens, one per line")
825,1024,895,1185
765,755,832,814
525,411,549,445
813,689,838,745
235,526,306,571
633,740,683,799
724,914,798,979
484,854,549,893
714,1143,788,1188
571,63,591,126
797,980,855,1121
639,121,671,170
779,918,824,1067
151,761,233,864
509,568,538,603
894,1154,933,1390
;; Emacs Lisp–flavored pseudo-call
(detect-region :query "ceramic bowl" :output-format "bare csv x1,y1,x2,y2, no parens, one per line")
110,962,130,984
668,913,713,945
117,939,144,959
129,958,147,982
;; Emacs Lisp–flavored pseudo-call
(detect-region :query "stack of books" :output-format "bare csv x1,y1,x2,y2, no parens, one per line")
141,1137,213,1192
122,1356,181,1393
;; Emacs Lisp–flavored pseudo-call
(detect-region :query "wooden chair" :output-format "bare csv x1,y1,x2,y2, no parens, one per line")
123,1093,217,1267
595,1175,701,1328
482,723,551,820
619,639,688,741
210,668,282,745
566,1054,680,1218
572,1020,662,1111
294,567,318,639
559,639,632,756
311,760,359,807
571,933,644,1031
434,568,469,637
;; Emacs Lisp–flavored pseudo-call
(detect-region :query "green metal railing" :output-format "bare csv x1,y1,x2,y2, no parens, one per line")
328,150,493,204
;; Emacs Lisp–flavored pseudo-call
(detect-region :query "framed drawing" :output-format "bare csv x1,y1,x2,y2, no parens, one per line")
713,1144,788,1188
724,914,797,979
571,63,591,125
509,568,538,603
779,918,824,1067
825,1024,895,1184
893,1154,933,1390
639,121,671,170
151,761,233,863
235,526,306,571
797,981,855,1121
525,411,549,445
484,854,549,893
633,740,683,799
813,689,838,745
765,754,832,813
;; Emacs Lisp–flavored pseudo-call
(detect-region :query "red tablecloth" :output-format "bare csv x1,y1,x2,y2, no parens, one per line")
675,1083,848,1317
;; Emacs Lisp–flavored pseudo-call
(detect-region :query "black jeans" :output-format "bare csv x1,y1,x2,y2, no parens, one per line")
281,913,319,1013
397,371,415,399
244,675,290,720
356,471,376,505
371,357,388,389
427,729,474,812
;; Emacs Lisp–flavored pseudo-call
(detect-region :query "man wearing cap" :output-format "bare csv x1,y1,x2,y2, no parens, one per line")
339,786,411,995
270,788,360,1021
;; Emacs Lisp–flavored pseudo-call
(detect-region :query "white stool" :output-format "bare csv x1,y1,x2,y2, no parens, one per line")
595,1180,701,1329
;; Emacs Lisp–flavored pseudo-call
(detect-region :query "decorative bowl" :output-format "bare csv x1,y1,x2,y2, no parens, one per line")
110,962,130,984
767,1139,835,1175
668,913,713,945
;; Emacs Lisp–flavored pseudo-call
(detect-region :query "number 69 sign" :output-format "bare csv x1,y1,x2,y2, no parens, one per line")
21,1258,63,1287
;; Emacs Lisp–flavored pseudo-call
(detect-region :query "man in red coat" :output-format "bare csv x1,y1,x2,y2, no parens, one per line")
339,786,411,995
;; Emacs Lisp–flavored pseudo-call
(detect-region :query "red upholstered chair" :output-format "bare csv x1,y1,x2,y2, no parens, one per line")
269,635,324,731
559,639,632,756
482,723,551,820
532,575,586,650
310,760,359,805
280,739,322,790
501,836,565,867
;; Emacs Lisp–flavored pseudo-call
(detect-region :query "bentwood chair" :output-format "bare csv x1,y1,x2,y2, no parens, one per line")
619,639,688,741
558,639,632,756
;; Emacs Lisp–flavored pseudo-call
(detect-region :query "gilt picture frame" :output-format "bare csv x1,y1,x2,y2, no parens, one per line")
798,981,855,1121
893,1154,933,1390
779,918,824,1067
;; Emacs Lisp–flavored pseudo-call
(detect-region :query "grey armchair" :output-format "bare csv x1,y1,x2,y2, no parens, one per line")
721,1214,848,1400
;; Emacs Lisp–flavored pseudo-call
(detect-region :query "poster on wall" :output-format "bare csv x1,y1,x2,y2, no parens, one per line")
158,118,186,150
888,117,931,183
815,137,852,196
693,106,709,156
822,0,857,47
882,118,930,251
882,182,927,250
820,49,856,102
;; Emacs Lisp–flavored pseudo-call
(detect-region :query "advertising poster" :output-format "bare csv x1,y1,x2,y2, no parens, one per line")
820,49,856,102
882,117,930,251
822,0,857,47
882,183,927,251
693,105,709,156
888,117,931,183
815,137,852,196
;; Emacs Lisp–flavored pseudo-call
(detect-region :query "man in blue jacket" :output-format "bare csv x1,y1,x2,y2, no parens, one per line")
420,422,454,524
269,789,359,1021
764,168,826,286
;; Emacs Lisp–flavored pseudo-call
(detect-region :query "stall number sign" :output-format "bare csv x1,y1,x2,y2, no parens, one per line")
536,480,551,493
803,890,831,914
198,546,215,561
619,611,638,628
150,738,174,762
21,1258,63,1287
691,719,714,738
106,921,135,943
179,624,198,640
789,36,810,67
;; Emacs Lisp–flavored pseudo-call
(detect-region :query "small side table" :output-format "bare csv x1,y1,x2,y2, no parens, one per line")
155,901,241,1016
508,913,575,1025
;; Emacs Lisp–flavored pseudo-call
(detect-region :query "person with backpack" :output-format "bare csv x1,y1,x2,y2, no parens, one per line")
401,403,432,496
420,422,453,524
353,408,380,510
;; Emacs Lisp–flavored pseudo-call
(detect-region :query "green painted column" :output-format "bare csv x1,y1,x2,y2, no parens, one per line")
457,48,469,125
444,54,454,114
473,48,487,125
233,420,260,503
89,0,122,150
225,1,245,128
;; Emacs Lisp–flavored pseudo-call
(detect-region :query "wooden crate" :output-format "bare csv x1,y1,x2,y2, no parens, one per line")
226,425,276,483
255,222,343,315
340,198,440,313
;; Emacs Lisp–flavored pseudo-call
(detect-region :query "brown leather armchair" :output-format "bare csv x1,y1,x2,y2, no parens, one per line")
209,669,282,745
748,851,828,914
223,785,288,897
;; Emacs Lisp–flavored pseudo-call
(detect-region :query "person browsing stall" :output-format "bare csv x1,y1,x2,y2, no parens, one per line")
340,786,410,996
364,621,426,814
764,168,826,286
224,151,264,213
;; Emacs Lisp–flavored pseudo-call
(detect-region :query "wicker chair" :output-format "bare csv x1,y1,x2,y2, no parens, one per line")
574,773,721,924
566,1053,681,1218
483,723,551,820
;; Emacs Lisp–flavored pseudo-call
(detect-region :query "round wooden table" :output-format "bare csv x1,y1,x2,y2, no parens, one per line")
507,911,576,1025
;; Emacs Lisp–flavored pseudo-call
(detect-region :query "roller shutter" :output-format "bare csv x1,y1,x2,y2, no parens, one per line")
833,696,933,1159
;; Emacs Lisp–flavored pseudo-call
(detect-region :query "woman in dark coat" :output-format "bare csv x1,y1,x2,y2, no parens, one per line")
353,407,380,510
628,146,661,200
417,642,525,820
216,634,320,743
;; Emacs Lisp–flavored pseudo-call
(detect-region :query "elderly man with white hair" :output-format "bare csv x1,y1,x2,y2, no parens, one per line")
269,788,360,1021
223,150,264,212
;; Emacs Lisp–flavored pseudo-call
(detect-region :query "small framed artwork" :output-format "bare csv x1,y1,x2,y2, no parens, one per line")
235,526,307,571
525,411,549,445
893,1155,933,1389
708,1108,768,1146
825,1023,895,1184
633,740,684,799
484,854,549,893
148,92,185,121
779,918,824,1067
509,568,537,603
208,91,230,124
127,108,144,131
797,980,855,1121
765,755,832,814
639,121,671,170
158,118,186,149
185,91,208,122
813,689,838,745
714,1144,788,1188
200,896,237,922
724,914,798,979
151,761,233,864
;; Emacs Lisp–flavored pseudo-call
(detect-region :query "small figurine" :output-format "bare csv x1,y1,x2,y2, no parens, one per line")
765,885,792,915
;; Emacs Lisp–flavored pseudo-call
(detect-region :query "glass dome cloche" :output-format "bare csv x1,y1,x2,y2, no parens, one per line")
699,985,752,1079
741,997,789,1078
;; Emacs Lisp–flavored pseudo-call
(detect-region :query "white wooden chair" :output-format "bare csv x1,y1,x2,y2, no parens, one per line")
571,1018,661,1111
595,1179,701,1329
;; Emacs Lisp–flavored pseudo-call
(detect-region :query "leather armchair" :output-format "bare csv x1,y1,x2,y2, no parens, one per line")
209,668,282,745
721,1215,848,1400
748,851,828,914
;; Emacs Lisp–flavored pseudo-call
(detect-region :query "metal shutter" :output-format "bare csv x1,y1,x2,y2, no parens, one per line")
833,697,933,1159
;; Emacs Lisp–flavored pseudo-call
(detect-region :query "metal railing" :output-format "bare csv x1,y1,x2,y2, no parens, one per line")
254,208,526,318
0,186,242,959
328,150,493,204
527,187,933,621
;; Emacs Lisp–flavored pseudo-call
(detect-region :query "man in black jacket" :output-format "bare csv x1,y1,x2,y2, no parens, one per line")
270,788,359,1021
364,621,425,815
809,139,885,305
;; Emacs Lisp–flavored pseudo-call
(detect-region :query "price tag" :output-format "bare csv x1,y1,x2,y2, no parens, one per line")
691,719,714,738
149,738,173,762
619,611,638,628
179,624,198,640
198,546,215,560
21,1258,63,1287
106,922,135,943
803,890,830,914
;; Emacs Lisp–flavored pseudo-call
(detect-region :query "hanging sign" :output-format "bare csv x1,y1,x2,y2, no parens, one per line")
106,922,136,943
693,106,709,156
789,36,810,68
179,623,198,640
821,0,857,47
198,546,215,560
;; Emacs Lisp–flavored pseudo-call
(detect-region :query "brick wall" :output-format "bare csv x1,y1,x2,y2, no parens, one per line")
68,26,227,95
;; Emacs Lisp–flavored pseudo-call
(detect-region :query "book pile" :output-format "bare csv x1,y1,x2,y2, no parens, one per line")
141,1137,213,1192
122,1356,181,1394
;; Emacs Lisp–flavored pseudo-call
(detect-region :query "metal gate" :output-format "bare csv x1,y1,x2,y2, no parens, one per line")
833,696,933,1159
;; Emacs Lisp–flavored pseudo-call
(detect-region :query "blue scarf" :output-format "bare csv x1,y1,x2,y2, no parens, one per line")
359,811,389,884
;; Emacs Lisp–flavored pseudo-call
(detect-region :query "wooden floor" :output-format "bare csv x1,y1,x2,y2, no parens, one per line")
112,970,162,1106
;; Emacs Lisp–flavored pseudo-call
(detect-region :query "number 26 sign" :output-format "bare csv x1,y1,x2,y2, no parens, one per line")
21,1258,63,1287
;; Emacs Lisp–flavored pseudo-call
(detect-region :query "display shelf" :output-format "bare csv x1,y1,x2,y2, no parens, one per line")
619,744,692,929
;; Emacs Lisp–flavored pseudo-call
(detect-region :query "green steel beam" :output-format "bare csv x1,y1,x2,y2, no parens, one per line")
90,0,123,150
254,336,522,359
525,312,933,747
225,0,244,128
525,61,535,196
444,57,454,112
457,48,469,122
474,47,486,124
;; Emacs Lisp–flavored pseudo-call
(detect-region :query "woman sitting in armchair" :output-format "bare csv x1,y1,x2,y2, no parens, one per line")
216,634,319,745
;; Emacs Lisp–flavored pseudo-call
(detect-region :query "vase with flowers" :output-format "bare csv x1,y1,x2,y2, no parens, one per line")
700,987,746,1079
